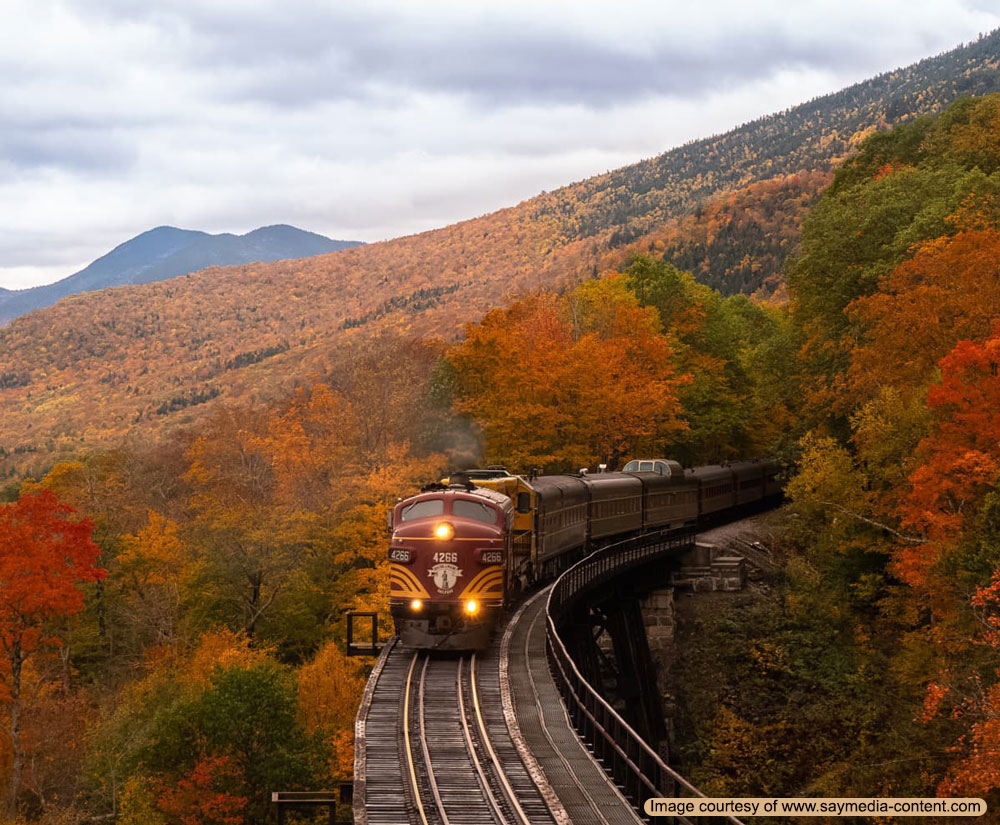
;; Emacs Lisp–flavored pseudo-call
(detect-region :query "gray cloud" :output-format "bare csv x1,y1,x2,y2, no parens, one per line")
59,2,976,108
1,0,998,288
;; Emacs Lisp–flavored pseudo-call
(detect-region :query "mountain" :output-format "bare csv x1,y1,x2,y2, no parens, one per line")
0,225,361,324
3,31,1000,474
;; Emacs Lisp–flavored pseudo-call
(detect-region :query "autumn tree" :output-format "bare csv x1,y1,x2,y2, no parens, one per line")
899,329,1000,591
145,661,325,824
297,640,368,781
847,227,1000,402
787,95,1000,426
327,334,451,464
184,405,309,639
0,490,105,816
156,755,248,825
260,383,445,650
447,278,687,471
624,255,793,462
86,629,269,818
114,511,189,649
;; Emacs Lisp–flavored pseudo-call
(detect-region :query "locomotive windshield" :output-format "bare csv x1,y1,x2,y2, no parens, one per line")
452,499,497,524
400,499,445,521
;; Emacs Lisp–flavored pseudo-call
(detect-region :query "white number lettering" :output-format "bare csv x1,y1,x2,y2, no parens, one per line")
433,552,457,563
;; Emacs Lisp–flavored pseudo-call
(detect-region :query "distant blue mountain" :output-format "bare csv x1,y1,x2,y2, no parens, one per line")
0,225,362,324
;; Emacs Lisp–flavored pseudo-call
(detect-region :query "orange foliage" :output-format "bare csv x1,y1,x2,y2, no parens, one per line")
901,330,1000,794
929,575,1000,795
0,490,105,814
448,279,687,470
848,229,1000,400
263,384,358,507
181,629,272,687
972,572,1000,648
297,641,367,781
937,684,1000,796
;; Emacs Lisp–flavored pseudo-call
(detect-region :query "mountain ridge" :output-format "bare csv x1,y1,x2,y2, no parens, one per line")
0,225,362,324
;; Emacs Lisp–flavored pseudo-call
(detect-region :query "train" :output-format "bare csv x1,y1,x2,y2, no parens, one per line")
388,458,780,650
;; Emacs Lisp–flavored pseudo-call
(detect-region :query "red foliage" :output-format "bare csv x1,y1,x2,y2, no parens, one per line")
872,161,911,179
898,329,1000,588
0,490,105,661
157,755,248,825
904,328,1000,794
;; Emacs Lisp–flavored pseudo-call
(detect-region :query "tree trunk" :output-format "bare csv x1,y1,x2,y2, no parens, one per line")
60,644,71,695
246,573,261,638
8,642,22,819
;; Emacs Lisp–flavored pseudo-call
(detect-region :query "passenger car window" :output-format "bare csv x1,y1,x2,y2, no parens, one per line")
453,499,497,524
400,499,445,521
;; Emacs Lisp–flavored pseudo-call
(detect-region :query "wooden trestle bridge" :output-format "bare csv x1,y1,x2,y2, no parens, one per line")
352,528,748,825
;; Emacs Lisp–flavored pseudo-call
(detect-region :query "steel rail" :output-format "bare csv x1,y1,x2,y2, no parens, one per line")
417,655,451,825
402,653,431,825
469,653,533,825
352,636,398,825
456,657,509,824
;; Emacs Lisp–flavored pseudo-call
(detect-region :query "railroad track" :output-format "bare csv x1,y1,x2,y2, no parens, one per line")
360,645,556,825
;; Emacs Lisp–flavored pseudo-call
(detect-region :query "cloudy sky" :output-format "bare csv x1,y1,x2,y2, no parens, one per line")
2,1,999,290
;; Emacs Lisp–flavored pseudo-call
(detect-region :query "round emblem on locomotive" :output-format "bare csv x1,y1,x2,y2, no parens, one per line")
427,563,463,594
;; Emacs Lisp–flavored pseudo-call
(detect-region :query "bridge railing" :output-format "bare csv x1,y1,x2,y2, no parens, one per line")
545,529,743,825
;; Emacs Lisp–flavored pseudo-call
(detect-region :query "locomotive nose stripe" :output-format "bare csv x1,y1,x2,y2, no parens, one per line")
459,567,504,599
390,564,431,598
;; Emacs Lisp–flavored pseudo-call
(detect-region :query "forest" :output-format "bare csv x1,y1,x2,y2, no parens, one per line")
3,90,1000,825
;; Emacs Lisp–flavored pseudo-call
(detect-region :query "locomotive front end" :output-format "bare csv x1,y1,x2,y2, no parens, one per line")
389,483,512,650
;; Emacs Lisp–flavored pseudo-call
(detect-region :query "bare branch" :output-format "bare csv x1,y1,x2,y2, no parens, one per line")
819,500,927,544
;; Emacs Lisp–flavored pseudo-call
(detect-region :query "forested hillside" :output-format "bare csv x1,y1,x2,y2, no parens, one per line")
4,32,1000,474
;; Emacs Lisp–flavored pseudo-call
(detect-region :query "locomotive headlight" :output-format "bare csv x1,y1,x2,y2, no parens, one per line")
410,599,423,611
433,522,455,540
464,599,479,616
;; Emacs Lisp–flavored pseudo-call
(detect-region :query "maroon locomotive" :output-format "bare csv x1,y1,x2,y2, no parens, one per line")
388,481,513,650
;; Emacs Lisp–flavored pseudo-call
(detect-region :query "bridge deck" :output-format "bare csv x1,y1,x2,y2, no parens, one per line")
503,589,644,825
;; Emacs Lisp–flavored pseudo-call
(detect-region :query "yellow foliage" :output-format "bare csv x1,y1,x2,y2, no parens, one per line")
183,628,273,686
297,641,368,780
116,775,166,825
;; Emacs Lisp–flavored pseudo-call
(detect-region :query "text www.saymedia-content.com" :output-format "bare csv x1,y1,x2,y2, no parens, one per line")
643,798,988,817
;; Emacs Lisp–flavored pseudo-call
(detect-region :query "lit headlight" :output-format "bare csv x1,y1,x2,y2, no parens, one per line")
464,599,479,615
410,599,423,611
434,522,455,540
